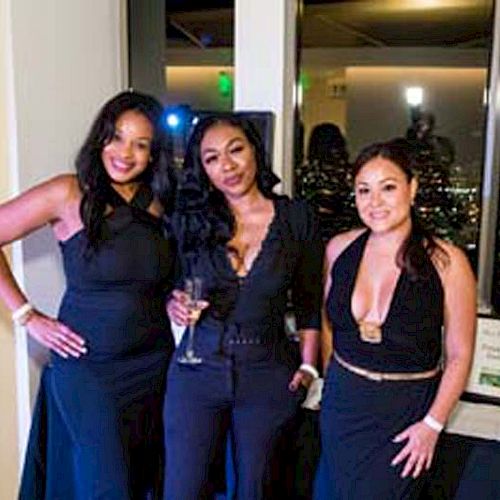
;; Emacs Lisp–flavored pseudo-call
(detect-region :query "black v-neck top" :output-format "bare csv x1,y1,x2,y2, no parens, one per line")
327,230,444,372
185,197,323,346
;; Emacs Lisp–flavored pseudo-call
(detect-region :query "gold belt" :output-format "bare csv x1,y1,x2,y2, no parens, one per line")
334,352,440,382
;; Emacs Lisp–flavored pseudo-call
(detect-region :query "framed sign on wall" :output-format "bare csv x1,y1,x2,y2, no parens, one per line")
462,316,500,406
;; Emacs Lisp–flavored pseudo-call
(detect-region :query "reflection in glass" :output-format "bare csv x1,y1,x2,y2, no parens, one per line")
164,2,235,168
296,0,493,274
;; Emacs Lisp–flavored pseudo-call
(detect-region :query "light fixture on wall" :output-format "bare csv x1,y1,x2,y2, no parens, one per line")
405,86,424,107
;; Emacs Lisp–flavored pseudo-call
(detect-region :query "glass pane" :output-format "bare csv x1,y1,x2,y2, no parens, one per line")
296,0,494,272
165,2,234,164
128,1,235,166
165,1,234,111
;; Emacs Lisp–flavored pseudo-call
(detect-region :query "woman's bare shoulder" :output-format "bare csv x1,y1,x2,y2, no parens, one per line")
433,238,474,277
22,173,81,205
0,174,81,244
49,173,80,197
325,227,366,267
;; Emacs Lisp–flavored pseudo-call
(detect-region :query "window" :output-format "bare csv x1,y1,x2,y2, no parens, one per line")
296,0,495,305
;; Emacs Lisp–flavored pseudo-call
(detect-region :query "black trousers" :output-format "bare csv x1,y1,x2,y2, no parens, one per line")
163,343,305,500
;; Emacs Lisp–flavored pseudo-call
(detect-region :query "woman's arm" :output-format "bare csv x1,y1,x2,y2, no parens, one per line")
425,243,476,424
0,176,73,308
0,175,86,357
320,252,334,375
288,205,323,390
392,243,476,478
320,229,365,374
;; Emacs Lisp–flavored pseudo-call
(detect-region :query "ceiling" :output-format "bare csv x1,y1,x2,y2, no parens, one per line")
165,0,494,49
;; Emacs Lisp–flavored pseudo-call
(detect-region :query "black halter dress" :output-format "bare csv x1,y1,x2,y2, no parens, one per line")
317,230,443,500
19,185,175,499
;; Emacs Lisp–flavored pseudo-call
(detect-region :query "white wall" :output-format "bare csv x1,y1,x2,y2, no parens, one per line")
11,0,126,403
0,2,20,498
234,0,297,195
0,0,126,494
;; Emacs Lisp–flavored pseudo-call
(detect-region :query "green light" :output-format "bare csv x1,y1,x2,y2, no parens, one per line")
218,71,233,97
299,72,310,92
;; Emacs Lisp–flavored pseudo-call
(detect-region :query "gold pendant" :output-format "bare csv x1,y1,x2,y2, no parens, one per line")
358,320,382,344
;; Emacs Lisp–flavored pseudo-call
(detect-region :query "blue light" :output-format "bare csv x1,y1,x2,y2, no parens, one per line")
166,113,180,129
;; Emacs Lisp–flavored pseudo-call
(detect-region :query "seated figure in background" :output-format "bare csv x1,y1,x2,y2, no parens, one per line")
295,122,358,240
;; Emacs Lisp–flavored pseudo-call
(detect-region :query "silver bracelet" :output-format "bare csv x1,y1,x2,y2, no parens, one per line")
12,302,34,326
299,363,320,380
423,414,444,433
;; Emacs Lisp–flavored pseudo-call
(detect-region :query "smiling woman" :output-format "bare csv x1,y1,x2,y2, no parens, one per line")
317,138,477,500
0,90,178,499
354,156,417,242
101,110,154,187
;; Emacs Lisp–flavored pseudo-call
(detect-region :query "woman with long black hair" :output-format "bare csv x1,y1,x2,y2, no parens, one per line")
0,90,177,499
164,114,323,499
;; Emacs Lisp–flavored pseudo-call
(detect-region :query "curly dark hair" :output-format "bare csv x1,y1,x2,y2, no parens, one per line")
75,90,175,249
353,138,447,279
173,114,280,258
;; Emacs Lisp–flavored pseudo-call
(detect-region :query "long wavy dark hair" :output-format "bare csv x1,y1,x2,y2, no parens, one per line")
173,114,280,258
75,90,175,249
353,138,447,279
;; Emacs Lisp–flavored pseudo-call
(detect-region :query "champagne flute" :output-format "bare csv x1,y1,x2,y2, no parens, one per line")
177,277,203,365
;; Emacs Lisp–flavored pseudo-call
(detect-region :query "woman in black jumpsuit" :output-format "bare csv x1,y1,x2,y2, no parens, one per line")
164,114,323,499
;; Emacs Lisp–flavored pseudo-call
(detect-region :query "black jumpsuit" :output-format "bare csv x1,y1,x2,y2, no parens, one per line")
164,197,323,500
